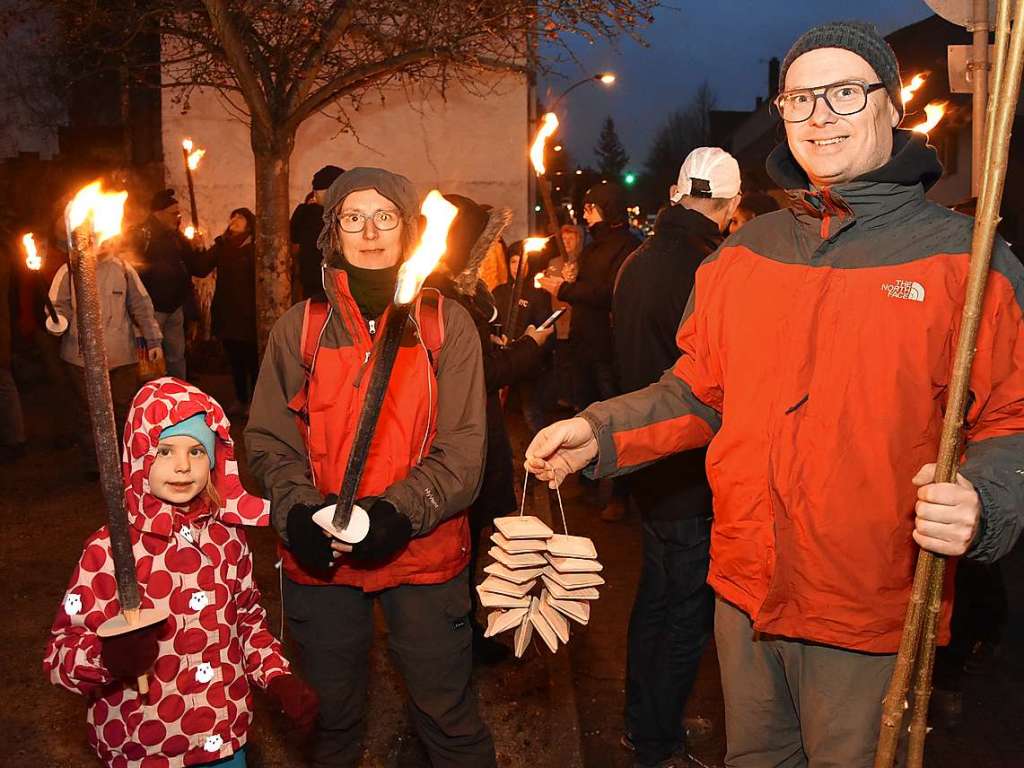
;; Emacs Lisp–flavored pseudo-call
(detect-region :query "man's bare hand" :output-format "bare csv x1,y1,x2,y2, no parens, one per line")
912,463,982,556
524,417,598,488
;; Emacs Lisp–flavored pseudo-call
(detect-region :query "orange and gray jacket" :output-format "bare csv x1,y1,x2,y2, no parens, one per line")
581,131,1024,653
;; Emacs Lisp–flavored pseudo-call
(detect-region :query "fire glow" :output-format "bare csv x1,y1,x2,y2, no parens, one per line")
22,233,41,270
901,73,927,106
184,225,196,240
182,138,205,170
530,113,560,175
394,191,458,305
67,181,128,246
911,101,948,134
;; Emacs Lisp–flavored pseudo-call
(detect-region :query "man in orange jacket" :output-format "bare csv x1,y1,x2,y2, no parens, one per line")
527,21,1024,768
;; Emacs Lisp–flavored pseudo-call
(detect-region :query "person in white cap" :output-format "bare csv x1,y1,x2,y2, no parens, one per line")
610,146,740,768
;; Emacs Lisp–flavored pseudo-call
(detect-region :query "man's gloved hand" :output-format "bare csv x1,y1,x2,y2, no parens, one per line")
268,674,320,734
349,498,412,564
286,496,337,573
100,623,162,679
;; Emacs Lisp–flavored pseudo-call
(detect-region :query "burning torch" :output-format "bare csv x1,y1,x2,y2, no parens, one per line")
313,191,459,541
531,113,572,266
64,181,168,693
21,233,59,325
181,138,205,233
505,236,549,338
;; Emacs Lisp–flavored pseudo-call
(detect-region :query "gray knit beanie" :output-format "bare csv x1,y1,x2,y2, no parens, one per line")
780,21,903,118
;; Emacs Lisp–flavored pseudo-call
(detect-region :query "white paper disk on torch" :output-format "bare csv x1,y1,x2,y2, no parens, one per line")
46,314,69,334
313,503,370,543
97,607,170,638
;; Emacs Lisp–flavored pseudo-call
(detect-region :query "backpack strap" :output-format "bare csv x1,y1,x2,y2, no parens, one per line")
414,288,445,373
288,297,331,426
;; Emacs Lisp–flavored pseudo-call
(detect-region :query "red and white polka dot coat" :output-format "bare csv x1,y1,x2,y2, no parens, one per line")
44,378,290,767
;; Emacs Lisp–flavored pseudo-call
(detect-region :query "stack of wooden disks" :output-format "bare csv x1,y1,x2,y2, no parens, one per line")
477,514,604,657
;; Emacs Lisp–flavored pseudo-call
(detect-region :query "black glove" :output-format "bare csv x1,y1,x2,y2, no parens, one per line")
349,498,412,564
286,496,337,574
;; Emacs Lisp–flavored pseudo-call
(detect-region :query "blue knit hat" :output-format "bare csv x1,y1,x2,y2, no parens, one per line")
159,413,216,463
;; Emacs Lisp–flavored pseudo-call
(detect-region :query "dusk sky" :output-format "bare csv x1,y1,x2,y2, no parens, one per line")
540,0,936,169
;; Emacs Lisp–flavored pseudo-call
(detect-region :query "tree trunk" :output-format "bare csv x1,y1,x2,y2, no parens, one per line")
252,124,295,349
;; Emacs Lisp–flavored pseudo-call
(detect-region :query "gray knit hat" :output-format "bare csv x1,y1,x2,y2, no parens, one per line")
780,21,903,118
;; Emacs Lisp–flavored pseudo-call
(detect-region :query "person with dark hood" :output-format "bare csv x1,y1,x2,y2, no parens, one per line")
290,165,345,300
425,194,554,662
727,191,781,234
246,168,495,767
192,208,259,415
526,21,1024,766
132,188,206,378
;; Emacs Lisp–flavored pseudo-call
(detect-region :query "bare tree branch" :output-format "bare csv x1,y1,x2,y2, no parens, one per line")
200,0,272,130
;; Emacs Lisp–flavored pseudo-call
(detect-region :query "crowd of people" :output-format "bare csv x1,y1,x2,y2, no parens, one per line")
0,17,1021,768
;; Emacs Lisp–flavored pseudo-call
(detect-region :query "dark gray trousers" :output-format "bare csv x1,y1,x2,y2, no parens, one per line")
283,568,496,768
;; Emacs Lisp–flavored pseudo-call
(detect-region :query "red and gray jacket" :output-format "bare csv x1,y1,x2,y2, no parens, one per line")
582,131,1024,653
245,266,487,591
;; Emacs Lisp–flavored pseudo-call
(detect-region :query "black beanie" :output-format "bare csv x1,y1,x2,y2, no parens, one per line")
780,21,903,118
584,181,627,225
312,165,345,191
150,188,178,212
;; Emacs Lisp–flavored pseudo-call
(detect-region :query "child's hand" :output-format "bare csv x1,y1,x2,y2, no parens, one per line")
268,674,319,734
100,623,161,680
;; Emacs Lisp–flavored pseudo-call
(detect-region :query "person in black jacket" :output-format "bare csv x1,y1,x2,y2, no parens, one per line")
426,194,553,663
193,208,258,415
492,239,554,434
613,147,741,768
132,189,207,378
290,165,345,300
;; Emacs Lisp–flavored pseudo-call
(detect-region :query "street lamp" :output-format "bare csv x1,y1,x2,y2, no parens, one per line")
548,72,617,112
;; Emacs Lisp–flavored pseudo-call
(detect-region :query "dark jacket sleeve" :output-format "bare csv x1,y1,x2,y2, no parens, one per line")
483,336,545,393
244,305,324,540
383,299,487,535
189,238,223,278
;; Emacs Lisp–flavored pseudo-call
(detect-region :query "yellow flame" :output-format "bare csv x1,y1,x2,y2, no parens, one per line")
901,73,928,106
533,273,544,289
394,191,458,305
523,237,548,256
530,113,559,175
187,148,205,171
599,73,616,85
67,181,128,246
182,138,193,152
22,233,41,270
184,225,196,239
911,101,947,134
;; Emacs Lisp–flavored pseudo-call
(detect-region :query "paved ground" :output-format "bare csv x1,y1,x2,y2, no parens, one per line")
2,358,1022,767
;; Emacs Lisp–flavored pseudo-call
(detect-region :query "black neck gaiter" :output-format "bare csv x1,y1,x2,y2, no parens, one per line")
341,256,400,320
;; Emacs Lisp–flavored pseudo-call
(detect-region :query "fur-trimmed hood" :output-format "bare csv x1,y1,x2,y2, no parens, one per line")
442,193,512,296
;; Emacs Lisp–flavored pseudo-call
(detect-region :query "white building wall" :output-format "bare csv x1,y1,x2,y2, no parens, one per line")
162,76,531,242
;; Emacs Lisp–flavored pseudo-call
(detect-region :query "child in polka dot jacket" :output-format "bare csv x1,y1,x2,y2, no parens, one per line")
44,377,318,767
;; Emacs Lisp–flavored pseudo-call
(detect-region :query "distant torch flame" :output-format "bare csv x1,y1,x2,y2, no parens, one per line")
182,138,205,170
22,233,41,270
394,191,458,305
530,113,559,175
911,101,947,134
523,237,548,256
66,181,128,246
184,225,196,240
901,73,927,106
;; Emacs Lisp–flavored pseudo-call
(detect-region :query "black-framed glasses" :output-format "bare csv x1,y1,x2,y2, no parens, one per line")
337,209,401,233
774,80,886,123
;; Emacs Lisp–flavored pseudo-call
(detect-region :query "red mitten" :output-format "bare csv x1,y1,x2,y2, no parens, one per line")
268,674,320,733
100,624,161,679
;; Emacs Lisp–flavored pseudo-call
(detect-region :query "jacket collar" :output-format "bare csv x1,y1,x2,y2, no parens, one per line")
766,130,942,229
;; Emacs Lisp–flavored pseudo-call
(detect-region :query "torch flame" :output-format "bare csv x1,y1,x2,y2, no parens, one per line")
523,237,548,255
22,233,41,270
183,137,205,170
394,191,458,306
901,73,927,106
911,101,947,134
530,113,560,175
66,181,128,246
184,225,196,240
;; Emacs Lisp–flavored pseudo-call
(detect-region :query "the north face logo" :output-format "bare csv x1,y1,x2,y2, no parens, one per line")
881,280,925,302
